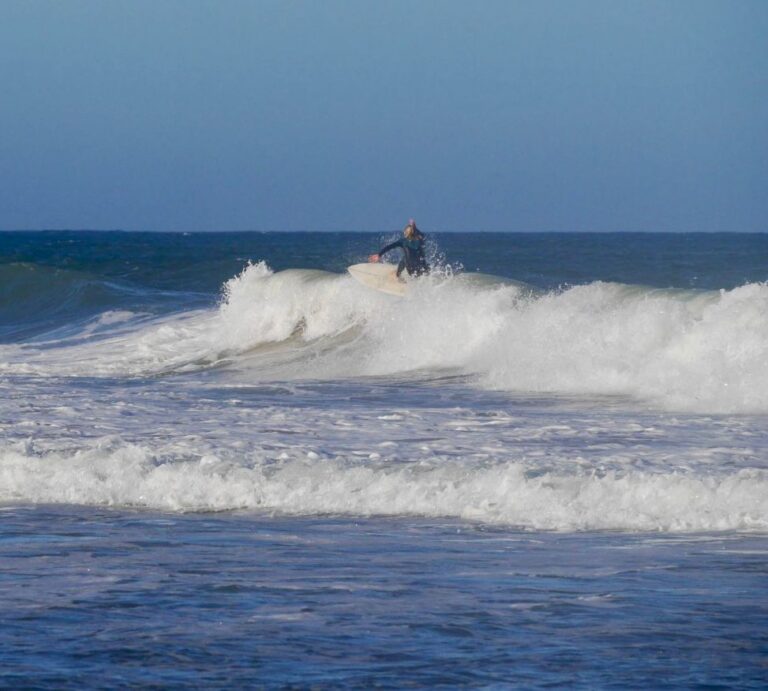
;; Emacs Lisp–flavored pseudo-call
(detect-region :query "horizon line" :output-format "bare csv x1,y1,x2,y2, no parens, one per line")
1,228,767,234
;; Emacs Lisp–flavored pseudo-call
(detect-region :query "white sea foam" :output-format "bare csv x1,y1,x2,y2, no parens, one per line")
3,262,768,413
1,439,766,532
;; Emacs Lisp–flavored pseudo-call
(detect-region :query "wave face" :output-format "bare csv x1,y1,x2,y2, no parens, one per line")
0,263,131,340
4,261,767,414
0,262,199,342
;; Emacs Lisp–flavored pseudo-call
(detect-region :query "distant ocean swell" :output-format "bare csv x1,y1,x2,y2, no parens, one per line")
3,261,768,414
1,439,766,531
0,262,189,342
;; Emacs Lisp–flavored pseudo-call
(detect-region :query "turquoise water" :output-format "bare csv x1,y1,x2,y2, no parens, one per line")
1,231,767,687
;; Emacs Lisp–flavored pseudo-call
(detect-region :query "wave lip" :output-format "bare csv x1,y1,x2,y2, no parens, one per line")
2,440,766,533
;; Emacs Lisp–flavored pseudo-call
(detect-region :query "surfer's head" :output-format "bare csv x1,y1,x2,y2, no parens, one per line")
404,219,418,239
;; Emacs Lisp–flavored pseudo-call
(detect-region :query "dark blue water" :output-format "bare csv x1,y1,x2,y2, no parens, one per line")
3,230,768,290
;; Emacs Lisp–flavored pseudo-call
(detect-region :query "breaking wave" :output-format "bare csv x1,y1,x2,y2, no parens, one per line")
3,261,768,413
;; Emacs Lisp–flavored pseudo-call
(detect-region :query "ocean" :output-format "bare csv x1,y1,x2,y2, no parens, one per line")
1,230,767,687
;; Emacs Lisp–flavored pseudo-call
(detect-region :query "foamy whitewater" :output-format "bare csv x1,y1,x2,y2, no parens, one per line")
2,232,767,687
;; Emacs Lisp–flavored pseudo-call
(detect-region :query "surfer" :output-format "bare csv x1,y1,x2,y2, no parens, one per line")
368,220,429,278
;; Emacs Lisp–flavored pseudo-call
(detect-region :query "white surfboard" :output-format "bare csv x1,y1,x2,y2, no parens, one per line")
347,263,407,296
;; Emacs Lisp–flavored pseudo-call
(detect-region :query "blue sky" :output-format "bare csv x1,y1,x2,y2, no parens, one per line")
1,0,766,231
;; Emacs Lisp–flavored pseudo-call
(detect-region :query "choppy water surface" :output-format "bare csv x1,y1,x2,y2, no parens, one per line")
2,508,767,688
0,506,768,688
2,231,768,686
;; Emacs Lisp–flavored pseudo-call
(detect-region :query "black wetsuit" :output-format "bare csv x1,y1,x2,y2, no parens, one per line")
378,235,429,277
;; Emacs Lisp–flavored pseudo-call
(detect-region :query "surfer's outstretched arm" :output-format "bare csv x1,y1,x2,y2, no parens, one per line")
377,240,403,257
369,240,402,263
